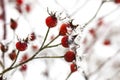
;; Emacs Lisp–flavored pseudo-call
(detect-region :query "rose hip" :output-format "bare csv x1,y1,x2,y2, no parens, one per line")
64,51,75,62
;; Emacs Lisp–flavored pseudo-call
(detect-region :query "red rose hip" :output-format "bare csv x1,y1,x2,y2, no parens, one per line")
70,63,77,73
20,64,27,71
64,51,75,62
45,15,57,28
61,36,69,48
103,39,111,45
16,41,27,51
59,23,68,36
9,50,17,61
10,19,17,30
16,0,23,5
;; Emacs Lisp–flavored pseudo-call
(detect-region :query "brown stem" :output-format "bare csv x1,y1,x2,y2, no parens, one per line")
88,49,120,77
0,0,7,40
34,56,64,59
81,1,105,32
65,72,72,80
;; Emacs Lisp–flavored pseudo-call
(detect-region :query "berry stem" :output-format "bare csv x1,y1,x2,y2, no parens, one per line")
82,71,88,80
46,43,61,48
0,29,60,75
2,52,5,69
40,27,50,48
44,34,60,48
34,56,64,59
0,60,4,69
65,72,72,80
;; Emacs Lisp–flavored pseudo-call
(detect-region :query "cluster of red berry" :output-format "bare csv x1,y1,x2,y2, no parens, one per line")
16,0,31,13
45,12,78,73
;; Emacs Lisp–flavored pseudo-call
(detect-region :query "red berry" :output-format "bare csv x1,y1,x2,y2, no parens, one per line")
32,45,38,51
70,63,77,73
97,18,103,26
61,36,69,48
10,19,17,30
25,4,31,13
59,23,68,36
20,64,27,72
0,44,8,52
103,39,111,45
16,0,23,5
16,41,27,51
29,32,36,41
114,0,120,3
45,15,57,28
9,50,17,61
89,28,96,37
21,54,28,62
64,51,75,62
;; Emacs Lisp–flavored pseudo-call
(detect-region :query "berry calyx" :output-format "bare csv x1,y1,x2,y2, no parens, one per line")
45,14,57,28
9,50,17,61
68,19,79,30
10,19,17,30
70,63,77,73
59,23,69,36
16,41,28,51
61,36,69,48
64,51,75,62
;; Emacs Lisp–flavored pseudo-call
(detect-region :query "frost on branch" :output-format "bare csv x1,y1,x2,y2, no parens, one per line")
0,0,120,80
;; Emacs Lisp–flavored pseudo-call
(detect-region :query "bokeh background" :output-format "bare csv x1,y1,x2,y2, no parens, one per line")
0,0,120,80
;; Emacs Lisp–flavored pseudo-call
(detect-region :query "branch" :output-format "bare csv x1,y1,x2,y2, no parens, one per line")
46,43,61,48
65,72,72,80
0,34,60,75
88,49,120,77
0,0,7,40
34,56,64,59
81,1,105,31
10,51,20,67
0,61,4,69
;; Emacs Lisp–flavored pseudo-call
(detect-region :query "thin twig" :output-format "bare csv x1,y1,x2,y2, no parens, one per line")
46,43,61,48
0,33,60,76
65,72,72,80
40,27,50,48
10,51,20,67
88,49,120,77
81,1,105,31
70,0,90,17
34,56,64,59
44,34,60,48
0,60,4,69
83,71,89,80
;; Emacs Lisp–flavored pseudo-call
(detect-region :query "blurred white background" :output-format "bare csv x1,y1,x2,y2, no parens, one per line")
1,0,120,80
